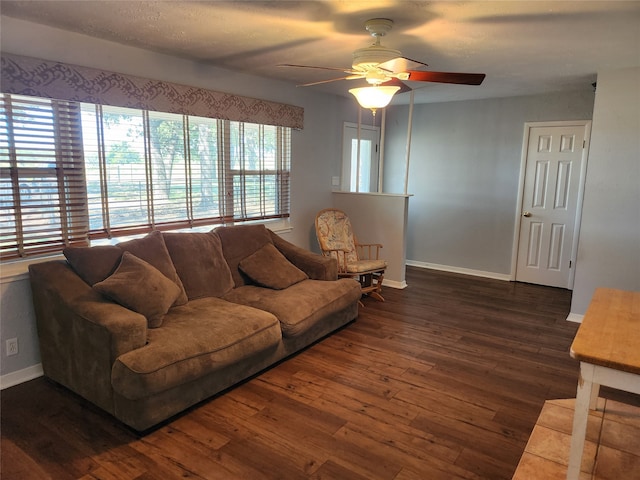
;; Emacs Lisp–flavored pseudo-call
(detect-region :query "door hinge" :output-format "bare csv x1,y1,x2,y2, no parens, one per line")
570,260,572,268
376,144,378,153
583,140,586,148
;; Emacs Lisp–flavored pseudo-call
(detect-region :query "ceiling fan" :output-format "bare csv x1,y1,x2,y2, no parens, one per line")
280,18,486,110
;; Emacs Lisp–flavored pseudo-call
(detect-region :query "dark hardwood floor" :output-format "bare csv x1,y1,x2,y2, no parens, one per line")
2,267,638,479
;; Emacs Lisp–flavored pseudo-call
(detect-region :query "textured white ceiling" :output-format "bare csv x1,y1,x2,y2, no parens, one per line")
2,1,639,104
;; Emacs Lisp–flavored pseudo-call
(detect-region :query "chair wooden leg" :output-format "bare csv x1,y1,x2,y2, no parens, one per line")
369,291,384,302
369,272,385,302
346,272,386,303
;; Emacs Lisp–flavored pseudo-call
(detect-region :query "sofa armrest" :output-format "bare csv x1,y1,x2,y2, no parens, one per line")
29,260,147,413
269,230,338,280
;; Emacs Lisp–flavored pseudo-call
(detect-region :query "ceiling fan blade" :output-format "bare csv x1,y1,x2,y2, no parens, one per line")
377,56,429,74
278,63,354,74
406,71,486,85
297,75,364,87
383,77,412,94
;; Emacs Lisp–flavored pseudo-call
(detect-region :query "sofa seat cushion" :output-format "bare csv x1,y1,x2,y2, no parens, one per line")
223,278,361,338
111,297,281,400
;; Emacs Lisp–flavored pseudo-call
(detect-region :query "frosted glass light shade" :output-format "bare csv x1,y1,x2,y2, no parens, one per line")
349,85,400,110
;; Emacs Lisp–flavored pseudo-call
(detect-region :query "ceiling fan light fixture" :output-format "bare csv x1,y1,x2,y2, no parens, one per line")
349,85,400,115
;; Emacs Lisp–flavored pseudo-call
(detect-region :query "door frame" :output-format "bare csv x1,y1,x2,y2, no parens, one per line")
510,120,592,289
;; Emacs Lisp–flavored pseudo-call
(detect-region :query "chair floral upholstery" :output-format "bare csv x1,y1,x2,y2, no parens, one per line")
315,208,387,301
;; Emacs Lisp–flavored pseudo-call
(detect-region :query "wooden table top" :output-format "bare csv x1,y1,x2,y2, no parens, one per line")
570,288,640,375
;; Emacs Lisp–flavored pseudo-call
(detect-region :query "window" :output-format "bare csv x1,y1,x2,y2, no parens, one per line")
0,94,291,260
0,95,88,258
341,122,380,192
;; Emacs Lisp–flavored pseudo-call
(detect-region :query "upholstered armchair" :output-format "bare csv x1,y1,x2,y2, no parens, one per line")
315,208,387,301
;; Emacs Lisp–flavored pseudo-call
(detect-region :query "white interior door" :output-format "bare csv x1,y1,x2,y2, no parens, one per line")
515,122,590,289
342,123,380,192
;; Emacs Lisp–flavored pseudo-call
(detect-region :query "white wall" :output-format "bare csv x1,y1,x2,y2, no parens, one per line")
332,192,410,288
570,67,640,316
383,91,595,277
0,16,355,382
0,276,40,383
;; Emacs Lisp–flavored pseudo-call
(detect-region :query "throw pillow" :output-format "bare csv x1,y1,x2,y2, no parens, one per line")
64,230,187,306
215,224,273,287
239,243,308,290
93,252,181,328
117,230,188,305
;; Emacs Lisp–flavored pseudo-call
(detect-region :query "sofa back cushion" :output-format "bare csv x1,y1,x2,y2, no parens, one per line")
162,231,235,300
214,224,273,287
61,245,122,286
63,230,188,306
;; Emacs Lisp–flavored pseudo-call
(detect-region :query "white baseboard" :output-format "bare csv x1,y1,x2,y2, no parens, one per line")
383,279,407,289
566,313,584,323
0,363,43,390
406,260,512,282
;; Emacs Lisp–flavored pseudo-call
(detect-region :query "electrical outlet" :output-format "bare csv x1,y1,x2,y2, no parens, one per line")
6,338,18,356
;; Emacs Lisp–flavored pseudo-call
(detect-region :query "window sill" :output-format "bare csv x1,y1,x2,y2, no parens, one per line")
1,254,64,283
1,218,292,283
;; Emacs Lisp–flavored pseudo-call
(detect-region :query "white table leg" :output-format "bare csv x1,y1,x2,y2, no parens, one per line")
567,362,595,479
589,381,600,410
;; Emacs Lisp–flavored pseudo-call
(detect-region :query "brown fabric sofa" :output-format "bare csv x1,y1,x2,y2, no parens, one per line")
29,224,361,432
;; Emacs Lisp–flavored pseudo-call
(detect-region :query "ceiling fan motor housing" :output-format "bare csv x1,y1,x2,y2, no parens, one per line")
352,45,402,72
352,18,400,72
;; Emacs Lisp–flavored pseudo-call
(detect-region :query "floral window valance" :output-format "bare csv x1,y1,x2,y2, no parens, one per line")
0,53,304,130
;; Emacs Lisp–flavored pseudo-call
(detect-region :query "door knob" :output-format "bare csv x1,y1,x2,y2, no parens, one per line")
523,211,532,217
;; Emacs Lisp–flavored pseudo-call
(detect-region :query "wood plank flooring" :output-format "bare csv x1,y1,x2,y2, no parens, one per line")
2,267,639,479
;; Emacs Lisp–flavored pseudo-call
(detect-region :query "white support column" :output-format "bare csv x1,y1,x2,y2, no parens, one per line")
356,107,362,193
403,90,415,195
378,108,386,193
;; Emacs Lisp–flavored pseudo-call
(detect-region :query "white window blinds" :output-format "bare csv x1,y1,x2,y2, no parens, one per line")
0,94,88,259
0,93,291,261
227,122,291,222
82,104,290,241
